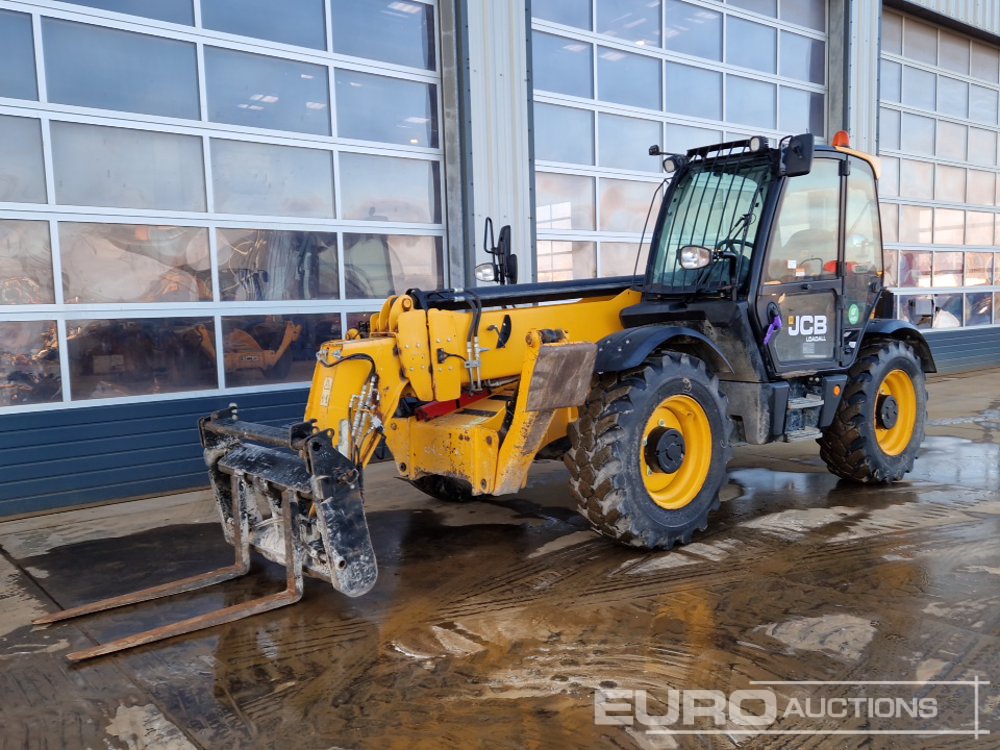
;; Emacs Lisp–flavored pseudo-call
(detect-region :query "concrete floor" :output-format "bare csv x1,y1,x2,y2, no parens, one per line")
1,371,998,749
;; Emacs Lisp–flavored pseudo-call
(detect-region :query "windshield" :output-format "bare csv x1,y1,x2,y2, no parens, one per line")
647,155,773,294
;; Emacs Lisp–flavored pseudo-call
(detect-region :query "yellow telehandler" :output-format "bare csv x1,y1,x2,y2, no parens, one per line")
38,133,934,661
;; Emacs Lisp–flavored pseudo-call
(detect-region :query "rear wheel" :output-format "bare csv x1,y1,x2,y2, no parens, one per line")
565,352,731,549
818,340,927,483
408,474,478,503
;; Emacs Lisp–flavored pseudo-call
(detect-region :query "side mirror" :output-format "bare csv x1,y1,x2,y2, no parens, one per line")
679,245,713,270
780,133,814,177
481,218,518,285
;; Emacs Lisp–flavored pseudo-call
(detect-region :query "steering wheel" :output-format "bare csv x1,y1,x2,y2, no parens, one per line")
715,238,754,255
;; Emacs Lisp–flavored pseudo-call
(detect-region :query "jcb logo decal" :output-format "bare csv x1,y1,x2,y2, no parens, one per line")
787,315,828,336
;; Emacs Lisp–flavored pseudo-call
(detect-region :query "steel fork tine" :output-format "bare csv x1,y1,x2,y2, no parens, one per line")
62,486,303,662
33,474,252,627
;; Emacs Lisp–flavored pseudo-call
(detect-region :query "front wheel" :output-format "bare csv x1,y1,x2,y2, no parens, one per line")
565,352,731,549
818,339,927,483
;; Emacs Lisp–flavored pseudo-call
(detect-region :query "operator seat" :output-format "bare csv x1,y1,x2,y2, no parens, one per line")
767,227,836,282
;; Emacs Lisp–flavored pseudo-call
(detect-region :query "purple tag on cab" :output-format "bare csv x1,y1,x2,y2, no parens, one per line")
763,313,783,346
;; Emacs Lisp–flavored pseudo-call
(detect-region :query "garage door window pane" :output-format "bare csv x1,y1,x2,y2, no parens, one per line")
967,170,995,205
900,159,933,200
537,241,595,281
0,221,53,305
881,60,901,103
533,31,593,98
780,87,824,136
0,321,61,407
63,0,193,25
212,139,334,217
601,242,646,276
665,0,721,61
729,0,775,16
331,0,435,70
971,42,999,83
666,63,721,119
202,0,325,49
599,114,660,171
969,85,998,125
966,211,993,245
536,172,595,230
336,70,437,147
934,164,965,203
965,252,993,286
665,123,721,153
938,30,970,75
904,19,937,66
44,20,199,120
340,153,440,224
899,206,933,244
899,252,931,287
933,252,963,286
534,0,591,29
936,76,968,119
0,116,46,204
597,0,661,47
222,314,341,386
600,179,662,233
52,123,206,211
901,66,935,111
780,31,824,84
218,229,339,301
60,224,211,304
935,120,966,161
727,17,775,74
206,48,329,136
537,103,594,164
933,208,964,245
67,317,217,399
900,113,934,155
966,292,992,326
0,10,37,101
779,0,825,31
728,76,775,129
598,47,661,110
968,128,997,167
344,234,442,298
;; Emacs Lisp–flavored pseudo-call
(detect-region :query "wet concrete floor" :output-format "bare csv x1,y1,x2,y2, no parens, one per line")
0,371,998,749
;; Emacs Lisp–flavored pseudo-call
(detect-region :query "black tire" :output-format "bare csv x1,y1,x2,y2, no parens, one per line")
408,474,478,503
818,339,927,483
565,352,731,549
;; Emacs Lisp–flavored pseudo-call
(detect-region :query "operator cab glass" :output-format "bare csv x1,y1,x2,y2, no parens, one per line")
646,152,773,296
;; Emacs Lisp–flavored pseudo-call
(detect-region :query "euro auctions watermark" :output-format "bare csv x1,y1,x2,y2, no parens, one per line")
595,678,992,738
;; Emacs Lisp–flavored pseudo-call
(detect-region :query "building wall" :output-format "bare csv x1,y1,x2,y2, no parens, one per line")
879,8,1000,332
528,0,829,280
0,0,448,417
1,0,999,517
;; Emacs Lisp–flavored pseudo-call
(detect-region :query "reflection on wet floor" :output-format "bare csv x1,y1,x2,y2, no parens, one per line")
1,387,999,748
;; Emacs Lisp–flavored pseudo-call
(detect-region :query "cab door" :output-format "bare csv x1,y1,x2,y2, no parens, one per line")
756,155,843,373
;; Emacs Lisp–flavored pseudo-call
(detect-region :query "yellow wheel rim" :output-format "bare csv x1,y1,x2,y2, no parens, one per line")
875,369,917,456
640,394,713,510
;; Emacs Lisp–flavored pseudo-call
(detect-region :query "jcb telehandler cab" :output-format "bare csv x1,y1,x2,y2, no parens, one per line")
38,133,934,661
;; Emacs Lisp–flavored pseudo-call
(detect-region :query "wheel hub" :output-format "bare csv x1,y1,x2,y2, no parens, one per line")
647,428,686,474
877,394,899,429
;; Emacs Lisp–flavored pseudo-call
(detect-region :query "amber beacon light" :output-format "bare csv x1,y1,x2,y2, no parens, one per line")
832,130,851,147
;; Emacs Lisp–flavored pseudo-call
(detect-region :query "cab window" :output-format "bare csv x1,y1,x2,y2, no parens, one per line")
844,159,883,276
766,158,840,284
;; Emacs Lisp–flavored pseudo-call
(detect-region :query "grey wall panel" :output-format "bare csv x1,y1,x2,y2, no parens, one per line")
925,327,1000,373
0,388,308,517
900,0,1000,39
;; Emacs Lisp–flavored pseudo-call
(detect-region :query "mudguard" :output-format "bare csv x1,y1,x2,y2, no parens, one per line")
864,320,937,373
594,325,733,374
